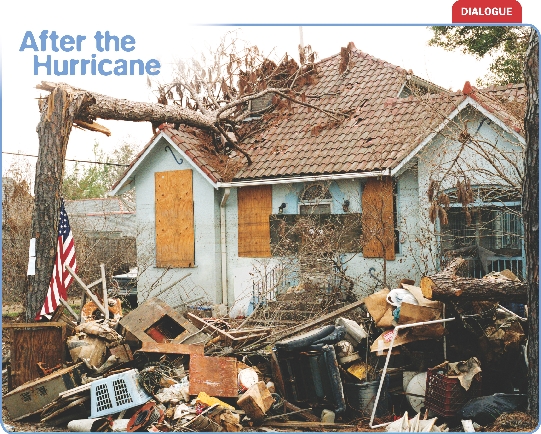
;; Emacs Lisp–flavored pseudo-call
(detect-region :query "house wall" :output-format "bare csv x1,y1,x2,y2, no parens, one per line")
134,137,222,308
128,106,523,314
416,107,524,275
224,171,421,316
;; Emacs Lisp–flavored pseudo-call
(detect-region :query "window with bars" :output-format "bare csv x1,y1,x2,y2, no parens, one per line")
441,207,522,256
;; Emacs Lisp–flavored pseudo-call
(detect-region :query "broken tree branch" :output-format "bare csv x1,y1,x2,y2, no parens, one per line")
421,257,527,303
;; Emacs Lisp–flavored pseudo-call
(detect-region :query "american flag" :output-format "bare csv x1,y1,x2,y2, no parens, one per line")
36,199,77,320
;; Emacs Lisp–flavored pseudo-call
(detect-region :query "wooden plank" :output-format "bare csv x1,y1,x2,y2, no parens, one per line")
186,312,269,345
139,341,204,355
65,265,106,315
273,299,365,342
189,354,238,397
155,170,194,268
238,185,272,257
7,323,66,390
261,421,355,429
362,176,395,260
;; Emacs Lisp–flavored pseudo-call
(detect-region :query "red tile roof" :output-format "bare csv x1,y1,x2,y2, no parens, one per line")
479,83,527,104
114,48,525,188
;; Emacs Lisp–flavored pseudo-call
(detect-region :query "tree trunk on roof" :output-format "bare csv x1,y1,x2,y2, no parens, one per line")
37,81,217,131
523,28,539,420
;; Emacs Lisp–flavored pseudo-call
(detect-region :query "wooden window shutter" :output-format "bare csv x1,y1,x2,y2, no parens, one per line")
155,170,194,267
238,185,272,257
362,177,395,260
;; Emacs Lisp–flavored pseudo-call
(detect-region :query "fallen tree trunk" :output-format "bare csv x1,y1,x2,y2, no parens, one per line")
420,258,527,303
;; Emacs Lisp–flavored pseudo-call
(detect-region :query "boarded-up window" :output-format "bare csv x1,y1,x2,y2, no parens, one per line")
362,177,395,260
238,185,272,257
155,170,194,267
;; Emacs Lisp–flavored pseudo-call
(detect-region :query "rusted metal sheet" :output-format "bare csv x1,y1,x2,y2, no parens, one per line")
3,322,66,390
189,354,238,397
3,362,87,421
119,298,206,345
139,341,204,356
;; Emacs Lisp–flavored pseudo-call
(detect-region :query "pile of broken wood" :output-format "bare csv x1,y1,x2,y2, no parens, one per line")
1,258,530,432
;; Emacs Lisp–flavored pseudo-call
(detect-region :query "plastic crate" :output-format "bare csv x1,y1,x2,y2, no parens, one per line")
90,369,152,418
424,366,482,418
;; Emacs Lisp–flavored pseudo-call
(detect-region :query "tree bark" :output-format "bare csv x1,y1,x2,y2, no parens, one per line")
26,85,93,321
420,258,527,303
523,28,539,419
27,81,253,321
37,81,221,131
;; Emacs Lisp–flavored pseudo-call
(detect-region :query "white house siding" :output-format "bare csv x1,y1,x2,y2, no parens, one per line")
134,137,221,307
223,173,421,315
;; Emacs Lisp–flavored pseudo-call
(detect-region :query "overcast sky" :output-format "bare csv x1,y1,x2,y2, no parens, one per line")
1,1,539,181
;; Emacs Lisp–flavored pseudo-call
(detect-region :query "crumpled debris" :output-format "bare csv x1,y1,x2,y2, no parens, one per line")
75,320,123,342
446,357,482,391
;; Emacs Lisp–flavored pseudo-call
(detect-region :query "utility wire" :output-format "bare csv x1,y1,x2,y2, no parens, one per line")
2,151,130,167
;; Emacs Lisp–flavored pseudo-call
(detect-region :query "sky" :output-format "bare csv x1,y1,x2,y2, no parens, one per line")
1,1,540,183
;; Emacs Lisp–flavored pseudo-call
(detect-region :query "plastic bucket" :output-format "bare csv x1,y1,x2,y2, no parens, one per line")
344,376,390,417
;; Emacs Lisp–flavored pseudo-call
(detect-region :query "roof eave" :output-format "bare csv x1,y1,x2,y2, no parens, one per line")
109,132,219,197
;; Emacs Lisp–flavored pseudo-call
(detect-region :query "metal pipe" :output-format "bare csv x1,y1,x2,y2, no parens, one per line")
220,188,231,306
369,317,456,429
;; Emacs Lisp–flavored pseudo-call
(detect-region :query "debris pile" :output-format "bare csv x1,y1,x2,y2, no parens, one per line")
1,264,530,432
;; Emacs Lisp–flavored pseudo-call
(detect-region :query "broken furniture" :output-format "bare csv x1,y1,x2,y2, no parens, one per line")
187,312,270,347
119,298,207,346
2,321,67,390
3,362,87,421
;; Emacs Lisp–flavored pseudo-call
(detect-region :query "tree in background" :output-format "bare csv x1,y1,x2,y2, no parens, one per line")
63,141,137,200
428,26,530,86
2,159,34,305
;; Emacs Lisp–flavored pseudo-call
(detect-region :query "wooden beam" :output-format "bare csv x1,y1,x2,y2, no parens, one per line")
261,421,356,429
272,299,365,342
138,342,204,356
65,265,106,315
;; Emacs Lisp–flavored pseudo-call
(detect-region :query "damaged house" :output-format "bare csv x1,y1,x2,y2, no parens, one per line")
3,43,532,433
110,45,525,315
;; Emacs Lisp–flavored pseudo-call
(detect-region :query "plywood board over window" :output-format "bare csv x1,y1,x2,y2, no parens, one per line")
238,185,272,257
362,176,395,260
155,170,194,267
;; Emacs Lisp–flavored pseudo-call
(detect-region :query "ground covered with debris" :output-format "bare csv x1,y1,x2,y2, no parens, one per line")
1,268,536,432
